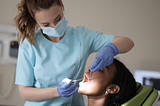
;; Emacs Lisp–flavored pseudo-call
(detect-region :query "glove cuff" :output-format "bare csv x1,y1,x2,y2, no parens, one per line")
57,86,62,97
105,43,119,56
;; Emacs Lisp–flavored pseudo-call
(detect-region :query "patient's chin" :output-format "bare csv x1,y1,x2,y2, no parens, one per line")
78,86,96,96
77,89,100,96
77,87,85,94
77,88,82,94
77,89,89,95
78,84,106,96
78,83,88,94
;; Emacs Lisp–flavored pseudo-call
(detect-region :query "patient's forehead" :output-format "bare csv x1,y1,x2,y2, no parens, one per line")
104,63,117,82
106,62,116,75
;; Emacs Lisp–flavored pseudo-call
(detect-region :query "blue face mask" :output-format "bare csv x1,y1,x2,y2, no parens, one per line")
41,16,68,37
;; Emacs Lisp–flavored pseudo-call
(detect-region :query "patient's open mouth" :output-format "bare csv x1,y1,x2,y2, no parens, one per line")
82,73,89,83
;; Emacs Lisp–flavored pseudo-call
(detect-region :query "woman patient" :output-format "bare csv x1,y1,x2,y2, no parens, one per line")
78,59,136,106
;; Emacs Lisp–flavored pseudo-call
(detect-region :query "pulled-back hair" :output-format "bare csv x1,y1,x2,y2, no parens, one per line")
104,59,136,106
14,0,62,45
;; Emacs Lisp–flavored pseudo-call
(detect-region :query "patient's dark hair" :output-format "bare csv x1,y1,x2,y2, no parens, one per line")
104,59,136,106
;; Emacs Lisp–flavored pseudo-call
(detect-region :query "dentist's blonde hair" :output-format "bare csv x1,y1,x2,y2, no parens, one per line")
14,0,62,45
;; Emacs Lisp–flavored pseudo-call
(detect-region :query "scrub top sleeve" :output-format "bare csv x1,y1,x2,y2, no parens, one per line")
15,40,35,86
91,32,114,53
76,26,114,54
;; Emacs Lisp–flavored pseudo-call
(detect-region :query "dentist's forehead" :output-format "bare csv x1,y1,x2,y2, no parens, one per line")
35,5,62,23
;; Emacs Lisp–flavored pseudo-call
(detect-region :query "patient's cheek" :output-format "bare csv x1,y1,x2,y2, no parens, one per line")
78,82,87,93
78,82,103,95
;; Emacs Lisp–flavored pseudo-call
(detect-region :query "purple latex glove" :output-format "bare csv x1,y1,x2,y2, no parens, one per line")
57,78,78,98
90,43,119,72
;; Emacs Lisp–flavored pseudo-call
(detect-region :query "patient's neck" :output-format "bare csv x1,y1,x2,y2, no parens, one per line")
88,95,106,106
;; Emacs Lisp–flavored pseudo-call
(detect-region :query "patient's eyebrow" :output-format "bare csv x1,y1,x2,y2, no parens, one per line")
106,66,109,70
99,69,104,73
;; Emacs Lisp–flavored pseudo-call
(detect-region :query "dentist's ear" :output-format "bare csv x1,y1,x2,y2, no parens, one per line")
106,84,120,95
60,0,65,11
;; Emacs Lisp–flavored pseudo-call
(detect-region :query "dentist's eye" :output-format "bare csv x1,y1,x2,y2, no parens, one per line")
54,17,61,25
56,17,61,22
99,69,104,73
43,24,49,27
44,25,49,27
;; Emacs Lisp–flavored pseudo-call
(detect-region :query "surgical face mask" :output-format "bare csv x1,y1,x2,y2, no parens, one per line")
41,16,68,37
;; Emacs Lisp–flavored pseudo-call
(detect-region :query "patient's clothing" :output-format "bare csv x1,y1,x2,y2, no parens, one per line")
15,26,114,106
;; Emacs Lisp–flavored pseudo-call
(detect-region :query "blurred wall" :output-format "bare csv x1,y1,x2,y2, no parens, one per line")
0,0,25,106
0,0,160,106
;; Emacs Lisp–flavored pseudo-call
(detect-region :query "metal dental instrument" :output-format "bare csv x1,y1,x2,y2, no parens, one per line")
89,71,92,78
72,78,84,82
89,69,92,80
54,78,83,87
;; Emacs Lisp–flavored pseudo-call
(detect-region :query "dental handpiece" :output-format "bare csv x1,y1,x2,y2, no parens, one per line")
55,78,83,87
89,72,92,77
88,71,92,81
88,68,92,80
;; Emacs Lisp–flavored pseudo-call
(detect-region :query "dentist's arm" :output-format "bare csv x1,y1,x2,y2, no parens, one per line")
18,78,78,101
112,36,134,53
18,85,60,101
90,36,134,72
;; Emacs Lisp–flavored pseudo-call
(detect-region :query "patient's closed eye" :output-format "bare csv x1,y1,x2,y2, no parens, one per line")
99,69,104,73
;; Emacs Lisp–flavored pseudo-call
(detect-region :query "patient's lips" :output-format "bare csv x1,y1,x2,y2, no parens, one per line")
78,72,90,89
82,73,89,83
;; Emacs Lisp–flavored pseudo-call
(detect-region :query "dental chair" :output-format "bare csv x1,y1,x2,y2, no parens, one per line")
122,82,160,106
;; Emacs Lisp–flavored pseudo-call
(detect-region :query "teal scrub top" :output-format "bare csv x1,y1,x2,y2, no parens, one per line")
15,26,114,106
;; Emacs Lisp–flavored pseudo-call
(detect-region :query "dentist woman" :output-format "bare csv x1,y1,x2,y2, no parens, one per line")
14,0,134,106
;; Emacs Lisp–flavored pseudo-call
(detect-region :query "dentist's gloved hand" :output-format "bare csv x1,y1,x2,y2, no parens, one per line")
90,43,119,72
57,78,78,98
